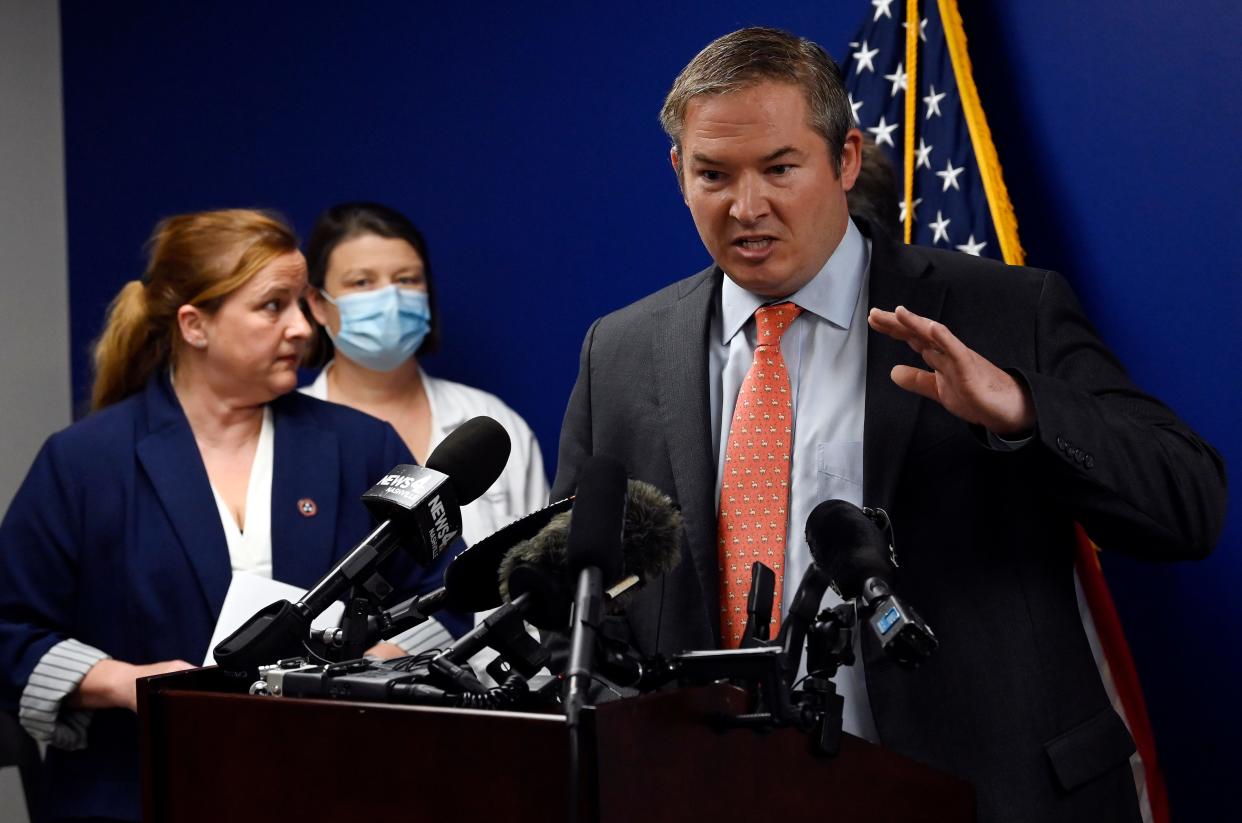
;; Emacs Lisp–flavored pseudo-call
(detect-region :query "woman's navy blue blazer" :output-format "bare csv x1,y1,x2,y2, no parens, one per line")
0,373,469,820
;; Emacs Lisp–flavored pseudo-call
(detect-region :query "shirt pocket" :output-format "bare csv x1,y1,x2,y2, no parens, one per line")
816,441,864,503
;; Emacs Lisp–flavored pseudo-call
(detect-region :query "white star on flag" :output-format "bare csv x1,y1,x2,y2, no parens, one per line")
956,235,987,256
884,62,908,97
867,115,899,148
872,0,894,22
852,40,879,74
923,85,946,118
899,197,923,223
915,137,933,169
936,158,965,191
930,210,951,244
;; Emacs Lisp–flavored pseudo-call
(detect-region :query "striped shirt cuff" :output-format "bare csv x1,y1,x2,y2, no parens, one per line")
390,618,454,656
18,638,110,750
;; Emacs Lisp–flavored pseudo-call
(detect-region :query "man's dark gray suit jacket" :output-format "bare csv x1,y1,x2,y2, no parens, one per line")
551,219,1226,823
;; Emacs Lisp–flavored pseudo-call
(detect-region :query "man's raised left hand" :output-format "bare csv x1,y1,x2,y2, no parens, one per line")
867,305,1036,437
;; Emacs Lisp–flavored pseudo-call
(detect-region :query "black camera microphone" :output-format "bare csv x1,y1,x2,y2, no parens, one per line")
805,499,938,667
213,416,511,672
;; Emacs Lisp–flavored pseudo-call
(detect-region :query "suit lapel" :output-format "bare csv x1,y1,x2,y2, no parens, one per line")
268,397,340,589
653,269,721,625
863,230,946,512
136,375,231,615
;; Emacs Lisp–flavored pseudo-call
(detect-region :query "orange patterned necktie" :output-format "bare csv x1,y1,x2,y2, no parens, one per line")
717,301,803,648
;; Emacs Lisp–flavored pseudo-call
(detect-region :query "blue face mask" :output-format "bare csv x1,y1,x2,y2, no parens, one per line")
320,285,431,372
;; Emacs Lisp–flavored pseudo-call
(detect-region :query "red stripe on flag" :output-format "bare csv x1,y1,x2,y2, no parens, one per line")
1074,523,1169,823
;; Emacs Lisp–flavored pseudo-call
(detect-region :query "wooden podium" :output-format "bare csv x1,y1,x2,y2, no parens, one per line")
139,667,974,822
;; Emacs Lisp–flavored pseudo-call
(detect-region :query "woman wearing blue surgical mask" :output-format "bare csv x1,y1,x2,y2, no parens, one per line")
302,202,549,550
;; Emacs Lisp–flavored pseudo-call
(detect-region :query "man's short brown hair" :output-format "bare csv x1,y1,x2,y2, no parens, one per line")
660,27,855,176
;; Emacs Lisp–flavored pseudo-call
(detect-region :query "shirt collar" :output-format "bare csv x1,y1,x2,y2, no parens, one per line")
720,217,867,344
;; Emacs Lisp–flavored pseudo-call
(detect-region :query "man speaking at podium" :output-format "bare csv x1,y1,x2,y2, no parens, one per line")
551,26,1226,823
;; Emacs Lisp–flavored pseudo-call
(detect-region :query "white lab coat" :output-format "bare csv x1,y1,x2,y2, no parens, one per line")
302,362,550,547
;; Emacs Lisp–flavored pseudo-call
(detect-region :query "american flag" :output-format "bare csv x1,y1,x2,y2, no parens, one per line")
844,0,1018,263
844,3,1166,821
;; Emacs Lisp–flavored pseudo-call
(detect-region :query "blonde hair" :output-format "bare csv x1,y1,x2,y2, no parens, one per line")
90,209,298,410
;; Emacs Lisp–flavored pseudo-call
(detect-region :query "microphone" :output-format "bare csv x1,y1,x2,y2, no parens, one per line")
738,561,776,645
562,455,628,729
805,499,938,667
493,479,683,616
428,457,631,695
440,496,575,612
213,416,511,672
425,477,683,687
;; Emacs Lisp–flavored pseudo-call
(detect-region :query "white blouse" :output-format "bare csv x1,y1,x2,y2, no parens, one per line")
210,406,275,577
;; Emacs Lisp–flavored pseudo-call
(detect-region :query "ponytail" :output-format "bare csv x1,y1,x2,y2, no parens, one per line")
90,280,170,411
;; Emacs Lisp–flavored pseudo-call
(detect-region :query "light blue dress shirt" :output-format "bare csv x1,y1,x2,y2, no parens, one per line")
709,218,879,742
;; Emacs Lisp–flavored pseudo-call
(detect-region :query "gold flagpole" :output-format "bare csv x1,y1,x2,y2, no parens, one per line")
902,0,920,243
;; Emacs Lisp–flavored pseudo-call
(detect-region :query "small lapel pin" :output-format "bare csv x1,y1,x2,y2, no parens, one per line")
297,498,318,517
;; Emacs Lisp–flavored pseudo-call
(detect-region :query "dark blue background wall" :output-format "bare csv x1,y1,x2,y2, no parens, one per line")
60,1,1240,816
